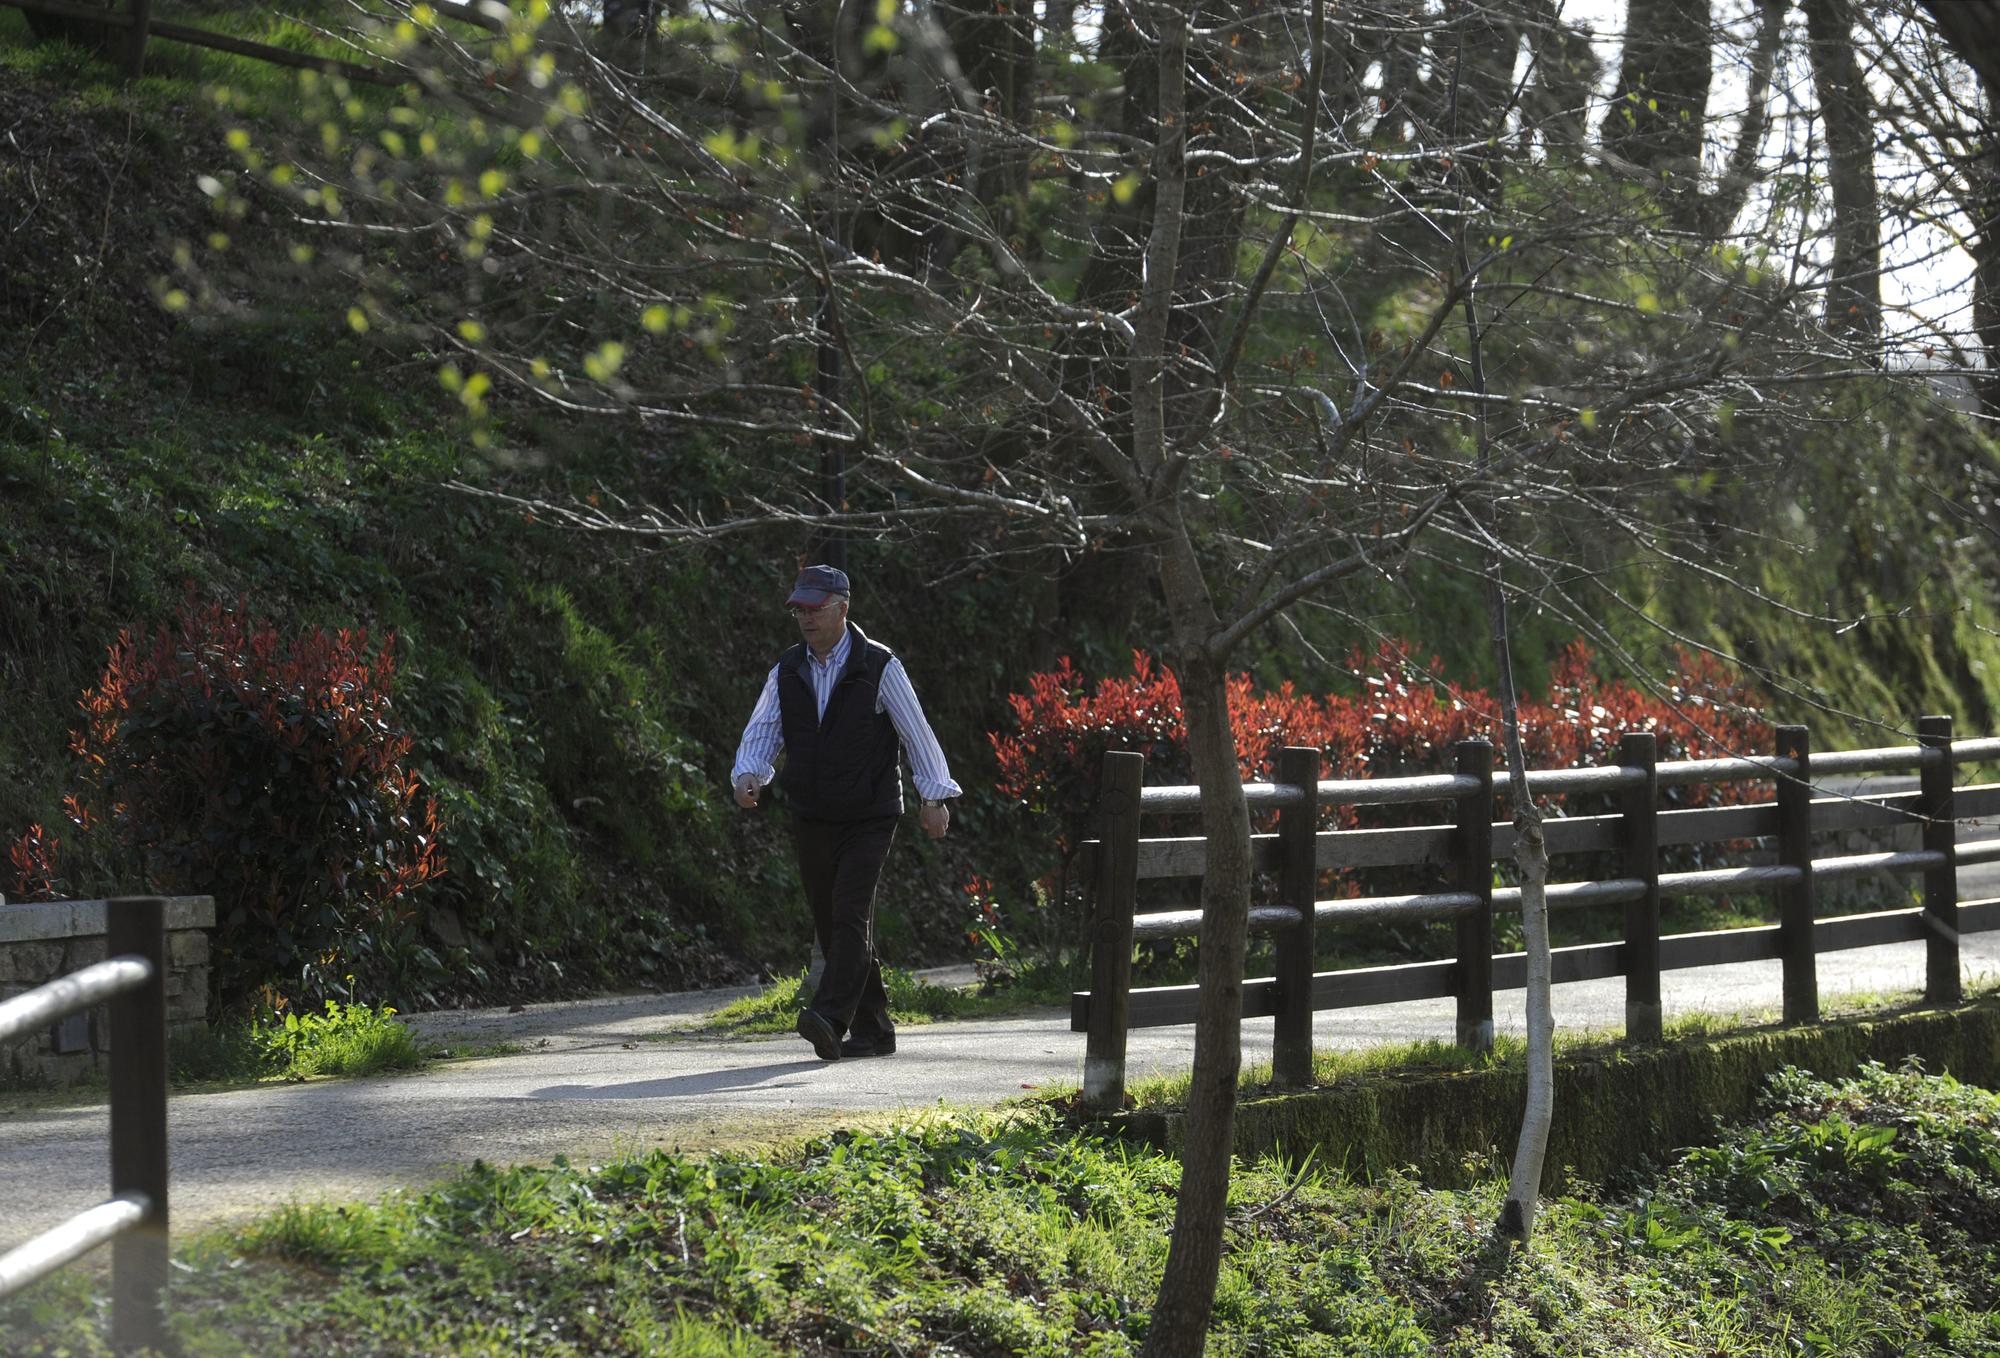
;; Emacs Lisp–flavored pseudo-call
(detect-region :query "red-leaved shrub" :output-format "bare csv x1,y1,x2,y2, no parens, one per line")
991,639,1769,855
69,596,445,1001
4,823,68,903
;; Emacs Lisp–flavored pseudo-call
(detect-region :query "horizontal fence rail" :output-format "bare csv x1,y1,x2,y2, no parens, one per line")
0,897,169,1352
0,1194,149,1295
0,958,156,1044
1075,721,2000,1111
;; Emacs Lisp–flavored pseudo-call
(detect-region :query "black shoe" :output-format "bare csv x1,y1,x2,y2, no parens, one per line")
796,1009,841,1062
839,1032,896,1059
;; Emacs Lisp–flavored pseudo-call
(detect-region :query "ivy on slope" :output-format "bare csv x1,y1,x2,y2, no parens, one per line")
0,51,1027,1006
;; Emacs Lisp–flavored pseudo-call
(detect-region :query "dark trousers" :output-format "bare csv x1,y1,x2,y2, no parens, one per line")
793,814,897,1040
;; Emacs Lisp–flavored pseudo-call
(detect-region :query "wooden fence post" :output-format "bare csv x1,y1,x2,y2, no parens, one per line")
1272,745,1320,1087
1619,732,1662,1043
124,0,152,78
107,895,168,1355
1775,726,1818,1025
1083,751,1143,1113
1919,714,1961,1004
1454,740,1495,1052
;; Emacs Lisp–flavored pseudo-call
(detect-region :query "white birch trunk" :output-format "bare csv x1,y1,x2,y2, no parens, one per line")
1487,564,1555,1243
1499,803,1552,1240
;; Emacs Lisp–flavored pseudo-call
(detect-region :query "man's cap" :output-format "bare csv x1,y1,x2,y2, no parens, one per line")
786,564,851,606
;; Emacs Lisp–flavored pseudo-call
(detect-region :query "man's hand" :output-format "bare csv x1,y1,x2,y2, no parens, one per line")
733,774,762,810
919,801,949,839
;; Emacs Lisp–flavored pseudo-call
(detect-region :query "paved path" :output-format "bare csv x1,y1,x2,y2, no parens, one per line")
4,928,1998,1243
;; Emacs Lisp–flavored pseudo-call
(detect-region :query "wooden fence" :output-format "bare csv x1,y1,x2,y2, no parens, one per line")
0,897,169,1352
1073,720,2000,1111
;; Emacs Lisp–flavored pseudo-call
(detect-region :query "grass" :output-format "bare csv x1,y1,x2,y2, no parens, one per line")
699,963,1079,1035
1106,982,2000,1113
5,1061,1999,1355
1119,1034,1541,1113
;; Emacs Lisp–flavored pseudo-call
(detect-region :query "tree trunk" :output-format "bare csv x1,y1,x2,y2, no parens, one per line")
1601,0,1712,191
1978,168,2000,419
1520,0,1600,152
1056,0,1255,651
1453,50,1555,1232
1141,644,1252,1355
1486,561,1554,1244
1125,7,1251,1351
1700,0,1785,239
939,0,1040,251
1440,0,1518,138
1917,0,2000,93
1043,0,1077,46
1804,0,1884,348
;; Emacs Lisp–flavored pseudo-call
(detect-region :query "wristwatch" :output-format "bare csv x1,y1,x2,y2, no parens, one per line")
920,797,950,808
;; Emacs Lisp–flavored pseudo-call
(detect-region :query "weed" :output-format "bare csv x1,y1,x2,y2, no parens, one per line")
256,999,425,1079
167,1000,425,1085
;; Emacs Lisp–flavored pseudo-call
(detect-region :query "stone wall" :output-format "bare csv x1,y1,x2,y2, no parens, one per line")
0,897,215,1088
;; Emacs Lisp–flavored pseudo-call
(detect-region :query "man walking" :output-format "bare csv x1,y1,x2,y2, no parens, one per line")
731,565,959,1061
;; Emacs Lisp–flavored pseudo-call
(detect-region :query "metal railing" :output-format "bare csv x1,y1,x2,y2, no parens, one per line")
1074,721,2000,1111
0,896,169,1353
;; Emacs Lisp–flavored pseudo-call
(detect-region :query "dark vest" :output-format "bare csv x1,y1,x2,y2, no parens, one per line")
777,624,904,821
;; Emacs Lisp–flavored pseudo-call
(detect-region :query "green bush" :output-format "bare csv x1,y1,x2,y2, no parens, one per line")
67,595,444,1004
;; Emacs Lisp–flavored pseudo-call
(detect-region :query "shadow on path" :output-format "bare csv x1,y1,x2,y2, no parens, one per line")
527,1060,827,1101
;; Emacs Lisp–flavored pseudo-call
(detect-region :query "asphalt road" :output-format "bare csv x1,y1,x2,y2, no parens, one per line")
4,925,1998,1244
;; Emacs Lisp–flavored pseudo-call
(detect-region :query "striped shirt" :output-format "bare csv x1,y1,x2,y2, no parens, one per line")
730,625,962,803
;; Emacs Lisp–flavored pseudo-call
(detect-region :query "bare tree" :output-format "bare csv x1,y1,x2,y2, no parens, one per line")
1805,0,1884,347
175,0,1998,1340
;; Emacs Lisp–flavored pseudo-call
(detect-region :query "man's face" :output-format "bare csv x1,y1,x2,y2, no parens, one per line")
791,598,847,649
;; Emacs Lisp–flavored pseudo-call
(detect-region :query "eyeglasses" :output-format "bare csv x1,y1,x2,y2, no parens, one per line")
787,602,840,619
